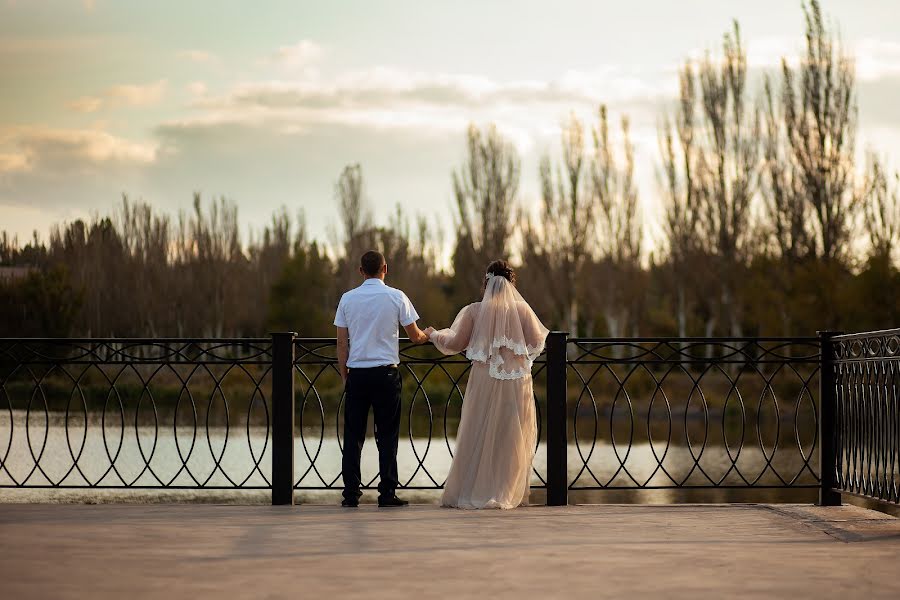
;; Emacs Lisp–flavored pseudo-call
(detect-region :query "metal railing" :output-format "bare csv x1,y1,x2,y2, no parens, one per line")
829,329,900,505
1,330,898,509
0,339,273,489
553,335,823,505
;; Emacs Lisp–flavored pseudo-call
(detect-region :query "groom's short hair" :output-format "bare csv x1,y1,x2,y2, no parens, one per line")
360,250,386,276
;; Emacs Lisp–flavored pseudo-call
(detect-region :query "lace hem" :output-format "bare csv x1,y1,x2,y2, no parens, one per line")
466,352,534,380
465,348,488,362
465,336,543,381
488,363,532,380
465,338,544,363
491,335,544,358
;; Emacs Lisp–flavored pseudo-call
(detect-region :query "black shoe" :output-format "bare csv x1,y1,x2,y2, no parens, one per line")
377,495,409,508
341,498,359,507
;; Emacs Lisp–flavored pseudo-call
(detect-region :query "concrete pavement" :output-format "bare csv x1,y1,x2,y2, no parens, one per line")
2,503,899,599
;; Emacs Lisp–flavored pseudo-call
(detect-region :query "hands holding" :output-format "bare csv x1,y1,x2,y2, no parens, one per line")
405,322,433,345
413,326,434,344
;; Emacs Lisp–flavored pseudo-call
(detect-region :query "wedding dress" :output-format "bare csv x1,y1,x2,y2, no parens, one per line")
429,273,549,509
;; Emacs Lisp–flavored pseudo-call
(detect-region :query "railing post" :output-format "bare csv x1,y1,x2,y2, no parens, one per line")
818,330,842,507
546,331,569,506
271,331,296,506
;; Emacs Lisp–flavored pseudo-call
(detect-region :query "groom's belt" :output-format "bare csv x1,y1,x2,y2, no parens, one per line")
349,364,398,370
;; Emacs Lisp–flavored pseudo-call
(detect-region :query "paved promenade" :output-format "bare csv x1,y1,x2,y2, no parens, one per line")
2,503,899,599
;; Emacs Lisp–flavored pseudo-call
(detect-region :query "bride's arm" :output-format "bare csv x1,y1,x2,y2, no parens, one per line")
518,302,550,350
428,305,475,355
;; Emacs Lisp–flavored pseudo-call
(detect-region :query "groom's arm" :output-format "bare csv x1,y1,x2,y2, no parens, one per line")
399,291,428,344
336,326,350,383
403,322,429,344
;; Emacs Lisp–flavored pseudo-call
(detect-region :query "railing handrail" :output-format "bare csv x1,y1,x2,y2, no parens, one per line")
833,328,900,341
570,336,821,342
0,337,272,343
2,335,825,343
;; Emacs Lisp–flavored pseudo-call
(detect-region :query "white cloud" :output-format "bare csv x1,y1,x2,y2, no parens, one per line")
187,81,208,97
66,80,168,113
65,95,103,113
695,34,900,83
0,127,157,230
0,126,157,173
151,64,676,199
148,63,671,241
746,36,803,69
678,35,804,74
106,79,167,107
189,65,670,134
556,68,676,104
264,40,323,71
854,38,900,82
0,152,28,173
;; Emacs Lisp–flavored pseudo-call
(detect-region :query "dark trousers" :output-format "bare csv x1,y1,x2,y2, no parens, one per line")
342,366,401,500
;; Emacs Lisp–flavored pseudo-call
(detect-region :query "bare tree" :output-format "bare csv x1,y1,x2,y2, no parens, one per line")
759,76,814,337
116,196,172,337
337,163,372,252
451,124,520,300
415,215,444,278
863,154,900,263
774,0,858,263
175,193,244,337
335,163,374,287
247,206,297,333
659,22,759,338
590,104,642,337
754,0,860,331
522,114,593,336
695,22,760,337
659,64,704,337
761,77,813,263
49,217,127,336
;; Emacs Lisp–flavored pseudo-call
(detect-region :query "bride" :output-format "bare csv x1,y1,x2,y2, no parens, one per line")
424,260,549,509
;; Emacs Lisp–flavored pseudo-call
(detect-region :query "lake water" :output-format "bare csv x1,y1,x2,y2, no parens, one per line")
0,411,819,504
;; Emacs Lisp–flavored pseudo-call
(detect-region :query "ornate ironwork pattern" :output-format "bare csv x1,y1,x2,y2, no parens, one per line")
291,338,547,490
12,332,899,504
566,338,822,490
0,339,272,488
833,329,900,504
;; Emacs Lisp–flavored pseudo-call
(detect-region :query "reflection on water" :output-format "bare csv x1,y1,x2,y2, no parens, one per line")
0,411,818,505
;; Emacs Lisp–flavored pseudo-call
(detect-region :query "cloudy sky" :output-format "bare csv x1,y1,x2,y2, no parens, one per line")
2,0,899,254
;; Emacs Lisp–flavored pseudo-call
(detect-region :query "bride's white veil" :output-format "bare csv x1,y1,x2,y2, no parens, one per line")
465,273,549,380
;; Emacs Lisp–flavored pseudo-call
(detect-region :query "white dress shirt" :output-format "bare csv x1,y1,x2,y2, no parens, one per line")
334,278,420,368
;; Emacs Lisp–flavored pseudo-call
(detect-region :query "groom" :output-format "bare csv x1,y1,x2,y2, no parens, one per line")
334,250,430,507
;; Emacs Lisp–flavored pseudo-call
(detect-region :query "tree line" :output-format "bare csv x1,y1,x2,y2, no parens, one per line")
2,1,899,339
